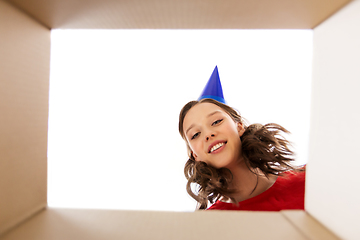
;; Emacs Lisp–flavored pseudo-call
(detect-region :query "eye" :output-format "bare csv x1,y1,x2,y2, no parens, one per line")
212,119,223,126
191,132,200,140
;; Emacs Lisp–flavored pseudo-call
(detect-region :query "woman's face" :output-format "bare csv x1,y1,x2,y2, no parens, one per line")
182,102,245,169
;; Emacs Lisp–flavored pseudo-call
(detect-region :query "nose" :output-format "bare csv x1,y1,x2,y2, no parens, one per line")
206,134,215,141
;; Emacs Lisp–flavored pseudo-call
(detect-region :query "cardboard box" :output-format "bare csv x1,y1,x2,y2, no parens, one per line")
1,0,359,239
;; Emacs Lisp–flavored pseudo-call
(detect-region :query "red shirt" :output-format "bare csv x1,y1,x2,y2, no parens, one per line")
207,170,305,211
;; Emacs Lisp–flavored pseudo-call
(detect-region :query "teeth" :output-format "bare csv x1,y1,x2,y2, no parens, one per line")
210,142,225,153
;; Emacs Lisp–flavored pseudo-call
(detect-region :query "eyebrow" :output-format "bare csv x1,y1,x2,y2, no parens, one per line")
185,111,222,135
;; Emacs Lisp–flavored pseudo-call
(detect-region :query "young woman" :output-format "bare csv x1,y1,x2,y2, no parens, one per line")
178,67,305,211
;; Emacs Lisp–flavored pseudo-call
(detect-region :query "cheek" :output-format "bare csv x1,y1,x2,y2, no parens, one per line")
189,141,201,155
186,140,195,152
188,142,197,152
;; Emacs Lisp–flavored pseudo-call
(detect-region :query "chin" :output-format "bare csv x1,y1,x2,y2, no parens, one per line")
210,161,233,169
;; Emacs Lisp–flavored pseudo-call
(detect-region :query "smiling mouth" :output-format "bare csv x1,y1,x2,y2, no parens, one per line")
209,141,227,153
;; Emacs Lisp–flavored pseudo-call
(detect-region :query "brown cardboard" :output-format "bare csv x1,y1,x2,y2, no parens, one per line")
0,0,50,235
307,0,360,239
1,0,360,239
281,210,340,240
1,208,309,240
6,0,352,29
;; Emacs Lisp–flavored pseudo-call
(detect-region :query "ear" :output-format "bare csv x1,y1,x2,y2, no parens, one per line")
237,122,245,137
191,151,199,161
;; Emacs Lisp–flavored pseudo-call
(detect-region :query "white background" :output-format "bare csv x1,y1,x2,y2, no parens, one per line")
48,30,313,211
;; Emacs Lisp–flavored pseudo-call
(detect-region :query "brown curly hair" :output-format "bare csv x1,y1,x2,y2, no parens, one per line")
178,98,300,210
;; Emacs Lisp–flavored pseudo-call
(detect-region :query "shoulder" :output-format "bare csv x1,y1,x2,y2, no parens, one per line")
207,166,306,211
283,166,306,178
272,167,306,203
276,166,306,186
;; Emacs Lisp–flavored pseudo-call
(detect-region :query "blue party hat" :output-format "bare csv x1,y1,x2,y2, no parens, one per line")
198,66,226,104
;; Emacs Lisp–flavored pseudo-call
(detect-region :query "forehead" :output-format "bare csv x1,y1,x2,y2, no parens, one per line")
183,102,226,128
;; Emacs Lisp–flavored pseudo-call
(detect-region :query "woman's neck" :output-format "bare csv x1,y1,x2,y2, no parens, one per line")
224,160,277,203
